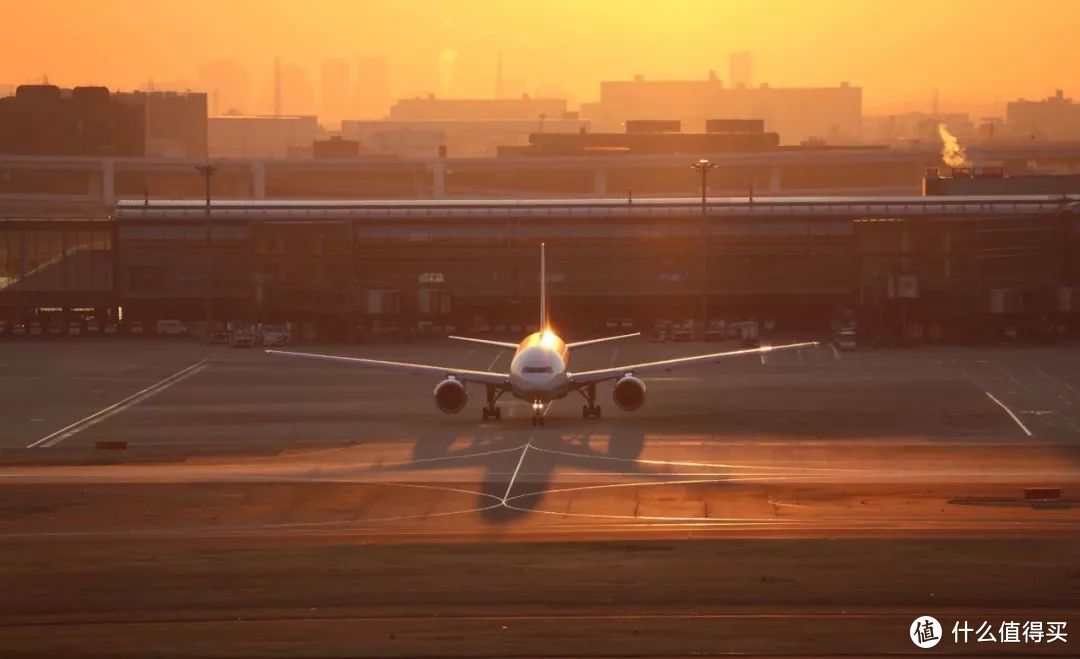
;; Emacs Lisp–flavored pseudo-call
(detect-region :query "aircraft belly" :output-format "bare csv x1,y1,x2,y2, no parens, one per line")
510,381,569,402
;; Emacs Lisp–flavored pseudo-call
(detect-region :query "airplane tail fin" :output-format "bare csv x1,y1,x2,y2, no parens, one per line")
539,242,547,330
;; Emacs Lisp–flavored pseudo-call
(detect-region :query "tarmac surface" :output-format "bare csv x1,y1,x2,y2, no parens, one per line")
2,336,1079,656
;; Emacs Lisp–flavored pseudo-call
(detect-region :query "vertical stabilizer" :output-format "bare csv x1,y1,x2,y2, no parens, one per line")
539,242,547,330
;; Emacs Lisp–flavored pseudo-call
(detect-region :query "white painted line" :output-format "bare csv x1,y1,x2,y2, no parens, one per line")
27,360,209,448
609,347,619,367
760,352,767,365
984,391,1033,437
395,443,528,468
487,352,502,371
830,343,841,361
501,441,532,503
998,365,1080,433
1039,369,1080,400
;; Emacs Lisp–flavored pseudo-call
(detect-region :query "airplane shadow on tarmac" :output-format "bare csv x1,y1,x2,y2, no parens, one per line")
391,422,654,524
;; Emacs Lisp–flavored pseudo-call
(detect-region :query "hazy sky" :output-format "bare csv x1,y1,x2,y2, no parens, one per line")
2,0,1077,115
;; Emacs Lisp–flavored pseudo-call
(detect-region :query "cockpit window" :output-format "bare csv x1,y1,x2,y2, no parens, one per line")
523,366,553,373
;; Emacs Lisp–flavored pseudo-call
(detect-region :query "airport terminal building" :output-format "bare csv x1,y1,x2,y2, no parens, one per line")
1,195,1079,342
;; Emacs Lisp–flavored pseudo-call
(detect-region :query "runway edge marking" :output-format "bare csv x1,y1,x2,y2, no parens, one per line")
27,360,210,448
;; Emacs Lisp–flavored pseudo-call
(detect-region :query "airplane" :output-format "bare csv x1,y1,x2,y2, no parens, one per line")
268,244,817,426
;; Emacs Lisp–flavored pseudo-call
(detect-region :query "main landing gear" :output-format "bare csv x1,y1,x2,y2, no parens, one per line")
579,384,602,419
531,401,546,426
481,385,503,421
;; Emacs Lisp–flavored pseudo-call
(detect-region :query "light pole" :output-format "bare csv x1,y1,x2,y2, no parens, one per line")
691,159,716,337
195,163,218,343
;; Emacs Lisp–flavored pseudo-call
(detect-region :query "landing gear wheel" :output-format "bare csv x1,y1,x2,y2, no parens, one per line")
482,385,504,422
580,384,602,419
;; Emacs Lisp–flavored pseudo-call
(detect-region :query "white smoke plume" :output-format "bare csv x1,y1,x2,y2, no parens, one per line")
937,122,969,168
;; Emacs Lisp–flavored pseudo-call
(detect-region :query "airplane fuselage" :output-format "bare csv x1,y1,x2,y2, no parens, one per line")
508,330,570,402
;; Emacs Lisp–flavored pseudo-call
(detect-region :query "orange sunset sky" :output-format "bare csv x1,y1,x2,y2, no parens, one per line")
1,0,1077,116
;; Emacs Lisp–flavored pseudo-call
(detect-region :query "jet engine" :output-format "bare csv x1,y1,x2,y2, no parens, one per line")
612,375,647,411
433,378,468,414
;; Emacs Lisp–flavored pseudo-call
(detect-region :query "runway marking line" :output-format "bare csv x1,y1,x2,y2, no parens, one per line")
984,391,1033,438
996,365,1080,434
528,444,876,473
26,360,209,449
1039,368,1080,402
959,365,1034,438
830,343,841,361
501,440,532,503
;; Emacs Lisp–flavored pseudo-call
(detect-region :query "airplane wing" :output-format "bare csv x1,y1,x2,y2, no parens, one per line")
266,349,510,386
568,341,818,385
448,335,519,349
566,332,641,349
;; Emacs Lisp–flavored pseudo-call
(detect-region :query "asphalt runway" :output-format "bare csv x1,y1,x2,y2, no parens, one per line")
2,337,1079,656
8,336,1080,448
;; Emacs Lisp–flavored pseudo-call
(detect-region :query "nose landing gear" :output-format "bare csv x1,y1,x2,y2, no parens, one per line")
530,400,546,426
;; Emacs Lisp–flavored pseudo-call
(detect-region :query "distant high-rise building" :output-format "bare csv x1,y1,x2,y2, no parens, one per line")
438,50,458,98
729,51,753,89
321,58,350,126
1006,89,1080,140
273,57,282,116
280,63,315,116
353,56,390,119
197,59,249,116
495,53,504,99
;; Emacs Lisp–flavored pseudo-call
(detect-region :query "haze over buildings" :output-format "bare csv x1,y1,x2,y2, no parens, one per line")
320,58,350,127
582,74,862,144
197,59,250,116
7,0,1080,118
353,57,390,119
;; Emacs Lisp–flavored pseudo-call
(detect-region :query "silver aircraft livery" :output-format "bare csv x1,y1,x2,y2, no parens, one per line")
269,244,817,425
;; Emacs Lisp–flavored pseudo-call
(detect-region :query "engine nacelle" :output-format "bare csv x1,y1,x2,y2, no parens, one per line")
612,375,647,411
433,378,468,414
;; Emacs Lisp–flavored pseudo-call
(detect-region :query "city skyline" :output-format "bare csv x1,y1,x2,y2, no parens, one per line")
2,0,1079,117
